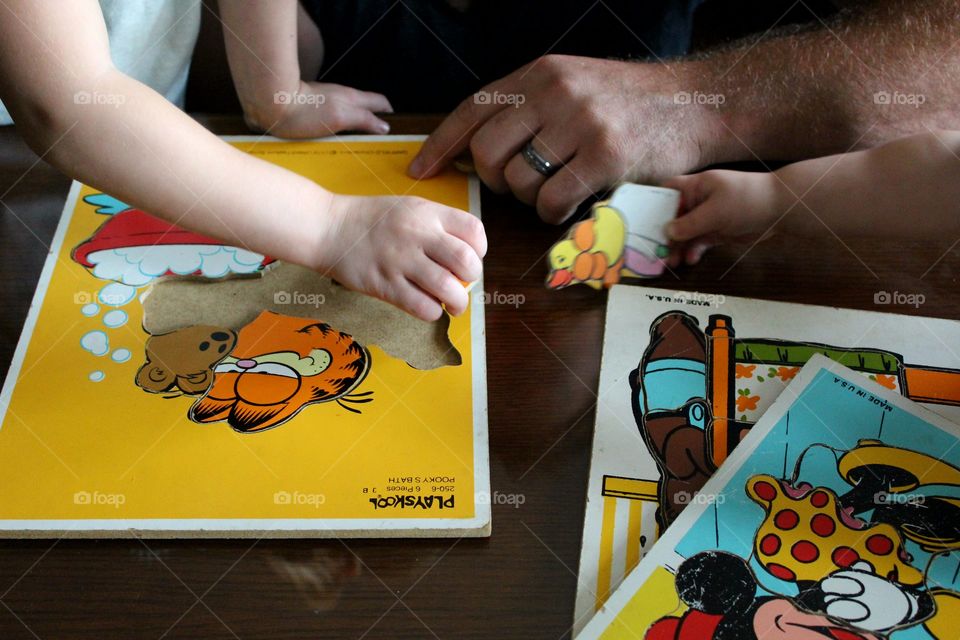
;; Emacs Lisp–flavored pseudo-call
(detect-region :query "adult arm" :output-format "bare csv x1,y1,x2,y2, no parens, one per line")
411,0,960,222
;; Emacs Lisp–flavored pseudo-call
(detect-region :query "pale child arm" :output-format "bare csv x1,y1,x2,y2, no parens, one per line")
0,0,484,320
218,0,393,137
774,130,960,238
665,130,960,263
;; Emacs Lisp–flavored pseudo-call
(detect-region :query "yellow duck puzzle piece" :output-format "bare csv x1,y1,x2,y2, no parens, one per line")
546,204,626,289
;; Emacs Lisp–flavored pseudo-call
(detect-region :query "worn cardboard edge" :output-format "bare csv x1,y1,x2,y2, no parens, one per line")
0,181,83,431
467,174,492,538
220,134,431,144
0,518,491,539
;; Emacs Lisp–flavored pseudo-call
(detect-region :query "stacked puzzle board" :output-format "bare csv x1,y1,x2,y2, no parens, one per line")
575,285,960,638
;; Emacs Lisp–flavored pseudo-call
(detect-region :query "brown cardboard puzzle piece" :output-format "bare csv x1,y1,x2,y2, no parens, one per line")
141,262,461,370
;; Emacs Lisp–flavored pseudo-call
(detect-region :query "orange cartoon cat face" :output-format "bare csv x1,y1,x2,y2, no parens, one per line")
189,311,371,432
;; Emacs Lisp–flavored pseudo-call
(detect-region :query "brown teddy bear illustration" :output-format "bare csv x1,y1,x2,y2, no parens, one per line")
136,326,236,395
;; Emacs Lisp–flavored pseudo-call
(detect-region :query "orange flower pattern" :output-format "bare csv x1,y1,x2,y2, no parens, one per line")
736,388,760,412
736,364,756,379
766,366,800,382
871,374,897,390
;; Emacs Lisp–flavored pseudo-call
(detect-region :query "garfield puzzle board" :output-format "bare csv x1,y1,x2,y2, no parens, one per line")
574,285,960,633
0,136,490,538
578,356,960,640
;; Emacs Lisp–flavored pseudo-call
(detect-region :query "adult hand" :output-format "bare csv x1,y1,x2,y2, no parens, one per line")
409,55,725,223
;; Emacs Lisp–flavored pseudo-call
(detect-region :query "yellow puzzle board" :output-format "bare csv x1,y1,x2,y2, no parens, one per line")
0,136,490,538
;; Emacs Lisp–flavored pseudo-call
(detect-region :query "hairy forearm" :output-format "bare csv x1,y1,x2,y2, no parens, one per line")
685,0,960,163
772,130,960,239
219,0,302,128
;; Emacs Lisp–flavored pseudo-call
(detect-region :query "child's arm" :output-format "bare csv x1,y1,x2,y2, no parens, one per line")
664,130,960,264
0,0,483,320
218,0,393,137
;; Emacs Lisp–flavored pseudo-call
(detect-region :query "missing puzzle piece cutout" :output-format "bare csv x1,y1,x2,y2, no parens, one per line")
545,183,679,290
141,262,462,371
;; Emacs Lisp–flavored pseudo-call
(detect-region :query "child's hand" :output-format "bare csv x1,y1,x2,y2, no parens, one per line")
662,169,785,266
315,194,487,321
251,82,394,138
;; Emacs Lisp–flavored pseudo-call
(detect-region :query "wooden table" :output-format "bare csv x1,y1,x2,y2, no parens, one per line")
0,115,957,639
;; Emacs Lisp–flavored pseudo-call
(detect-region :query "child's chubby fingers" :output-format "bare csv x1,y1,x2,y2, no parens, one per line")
661,173,693,195
349,108,392,134
666,245,684,269
322,103,391,135
312,83,393,113
666,239,713,268
663,174,709,211
339,86,393,114
390,277,444,322
684,241,714,265
666,200,725,244
661,173,717,253
356,90,393,114
440,208,488,258
299,84,392,134
408,258,470,317
426,234,483,284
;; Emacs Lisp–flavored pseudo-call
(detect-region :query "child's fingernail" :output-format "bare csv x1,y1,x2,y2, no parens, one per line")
376,120,390,134
689,245,709,265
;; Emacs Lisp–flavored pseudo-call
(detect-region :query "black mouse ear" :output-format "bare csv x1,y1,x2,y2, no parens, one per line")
675,551,756,615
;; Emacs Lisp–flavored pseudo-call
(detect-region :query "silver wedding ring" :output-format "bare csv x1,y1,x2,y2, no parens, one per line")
522,141,560,177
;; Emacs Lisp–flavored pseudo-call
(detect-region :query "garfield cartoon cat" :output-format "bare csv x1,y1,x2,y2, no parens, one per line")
189,311,372,432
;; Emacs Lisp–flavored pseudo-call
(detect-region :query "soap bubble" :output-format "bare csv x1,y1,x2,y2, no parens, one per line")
98,282,137,307
103,310,128,328
111,348,131,363
80,303,99,317
89,371,105,382
80,331,109,356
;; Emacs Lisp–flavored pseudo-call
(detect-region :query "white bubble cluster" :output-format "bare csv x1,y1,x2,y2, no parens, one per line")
87,244,266,286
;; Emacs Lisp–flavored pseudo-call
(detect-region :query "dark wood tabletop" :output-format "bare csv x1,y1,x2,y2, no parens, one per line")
0,115,957,639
